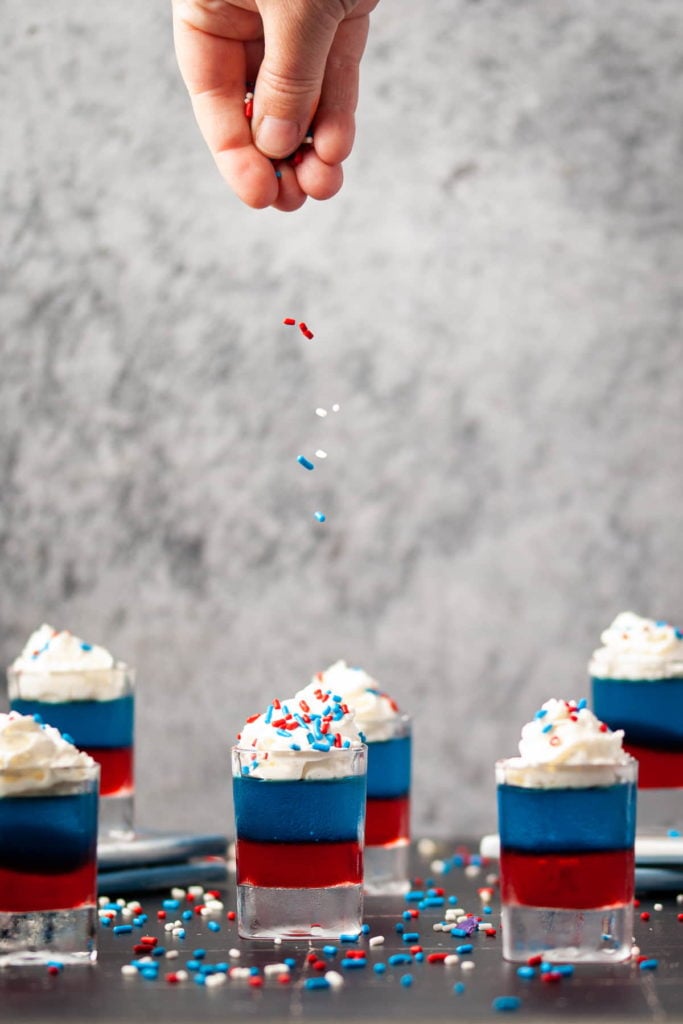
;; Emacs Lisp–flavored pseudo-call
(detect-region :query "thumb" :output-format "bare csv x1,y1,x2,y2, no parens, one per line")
253,1,353,158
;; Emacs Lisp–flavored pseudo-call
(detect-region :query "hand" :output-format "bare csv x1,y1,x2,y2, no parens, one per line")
172,0,379,212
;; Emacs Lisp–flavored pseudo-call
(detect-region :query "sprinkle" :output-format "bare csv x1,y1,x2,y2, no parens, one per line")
314,512,326,523
282,318,296,326
454,982,466,994
455,944,473,955
339,932,360,943
373,963,386,974
304,977,330,990
315,408,328,417
369,935,385,947
297,455,315,471
492,996,522,1012
332,404,340,412
322,945,337,956
61,733,75,745
388,954,413,966
541,723,553,733
517,966,536,978
113,925,133,935
340,958,366,970
400,974,413,987
315,450,328,459
639,959,659,971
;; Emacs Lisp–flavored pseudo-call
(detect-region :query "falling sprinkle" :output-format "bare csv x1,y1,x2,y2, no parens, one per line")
297,455,315,471
332,403,340,412
315,450,328,459
314,512,326,523
315,408,328,417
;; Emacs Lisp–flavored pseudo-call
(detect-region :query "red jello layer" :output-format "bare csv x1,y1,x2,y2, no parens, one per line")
84,746,134,796
0,862,97,913
501,848,635,909
236,839,362,888
366,796,410,847
624,742,683,789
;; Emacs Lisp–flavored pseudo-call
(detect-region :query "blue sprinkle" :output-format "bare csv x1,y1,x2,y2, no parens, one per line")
135,914,148,924
343,739,351,748
455,944,473,955
276,729,291,738
668,829,681,838
405,891,424,902
284,958,296,968
207,921,221,932
297,455,315,471
163,899,180,910
80,642,93,651
373,963,386,974
340,958,366,969
176,929,186,940
289,743,301,751
331,694,343,703
516,966,536,978
421,897,445,908
249,966,260,976
182,910,193,921
402,911,413,921
32,713,43,724
304,977,330,990
152,947,166,957
141,968,159,980
275,170,282,179
483,906,492,915
61,733,75,745
193,974,206,986
46,960,64,970
541,723,553,733
314,512,326,523
451,928,468,938
193,949,206,959
388,954,412,966
414,952,424,962
400,974,413,987
186,960,201,971
402,933,420,943
577,698,588,709
535,709,548,719
639,959,659,971
199,964,216,975
554,964,574,976
339,932,360,943
99,917,111,927
448,895,459,905
361,923,370,934
323,945,337,956
113,925,133,935
264,705,274,724
492,996,522,1012
454,982,466,994
395,923,404,933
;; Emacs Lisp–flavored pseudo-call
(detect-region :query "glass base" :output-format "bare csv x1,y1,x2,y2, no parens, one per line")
98,793,134,839
501,903,633,963
237,884,362,940
0,906,97,966
364,842,410,895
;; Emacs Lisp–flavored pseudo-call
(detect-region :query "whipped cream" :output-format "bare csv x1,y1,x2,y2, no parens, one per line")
0,711,96,797
296,660,403,743
503,698,630,788
235,692,364,780
589,612,683,681
10,624,129,701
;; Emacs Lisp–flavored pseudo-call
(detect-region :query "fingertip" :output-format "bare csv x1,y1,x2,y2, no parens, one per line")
295,152,344,202
310,110,355,165
215,145,280,209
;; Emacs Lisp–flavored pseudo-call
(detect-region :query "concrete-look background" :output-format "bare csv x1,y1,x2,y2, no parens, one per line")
1,0,681,838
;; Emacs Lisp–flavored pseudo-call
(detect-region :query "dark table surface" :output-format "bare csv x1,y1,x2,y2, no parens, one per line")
2,838,682,1024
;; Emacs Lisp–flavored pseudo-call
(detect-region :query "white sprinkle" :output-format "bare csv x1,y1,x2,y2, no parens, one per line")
445,909,466,921
121,964,138,976
188,885,204,897
325,970,345,988
464,864,481,878
230,967,251,980
165,950,179,959
164,923,175,932
205,973,227,988
369,935,385,947
264,963,290,976
171,888,186,899
444,955,460,965
631,945,641,957
417,838,438,858
204,899,223,912
175,970,189,982
315,408,328,417
315,449,328,459
273,936,282,945
486,873,499,885
461,960,476,972
121,908,134,919
116,898,126,906
136,956,155,965
478,890,492,904
430,859,446,873
332,403,340,412
229,948,241,959
654,903,663,912
677,894,683,905
433,923,445,932
98,896,110,907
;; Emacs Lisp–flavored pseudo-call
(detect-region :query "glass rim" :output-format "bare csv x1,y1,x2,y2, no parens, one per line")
8,661,132,675
0,761,100,778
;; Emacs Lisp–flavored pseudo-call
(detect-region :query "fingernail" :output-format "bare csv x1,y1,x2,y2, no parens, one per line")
256,116,300,158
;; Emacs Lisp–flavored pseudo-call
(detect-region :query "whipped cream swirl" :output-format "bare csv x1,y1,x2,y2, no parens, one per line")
10,624,129,701
235,691,364,780
0,711,96,797
589,612,683,681
504,698,630,788
296,660,403,742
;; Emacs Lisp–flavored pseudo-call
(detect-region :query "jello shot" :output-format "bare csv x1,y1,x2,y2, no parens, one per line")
0,712,99,965
233,693,367,939
497,699,637,963
590,612,683,827
8,624,134,837
298,661,411,894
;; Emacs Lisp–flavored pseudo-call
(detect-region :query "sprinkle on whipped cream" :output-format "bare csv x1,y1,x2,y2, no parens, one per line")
296,660,403,743
10,624,129,701
503,699,631,789
589,612,683,681
235,692,364,781
0,711,96,797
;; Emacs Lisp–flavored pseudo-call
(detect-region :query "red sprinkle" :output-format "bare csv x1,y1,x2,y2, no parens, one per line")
640,912,651,921
283,318,296,326
410,945,423,955
312,960,327,972
157,910,167,920
677,913,683,922
47,965,61,976
541,971,563,983
278,974,291,985
249,976,263,988
427,953,448,963
245,100,253,119
227,911,236,921
527,955,543,966
140,936,158,946
166,972,180,984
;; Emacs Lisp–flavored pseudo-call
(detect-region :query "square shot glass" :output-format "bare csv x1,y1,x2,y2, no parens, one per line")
8,664,135,838
0,762,100,966
497,757,637,963
364,713,411,895
232,744,367,939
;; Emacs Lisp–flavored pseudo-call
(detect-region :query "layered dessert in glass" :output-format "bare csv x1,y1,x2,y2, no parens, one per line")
232,691,367,939
590,612,683,825
0,712,99,965
8,625,134,836
497,698,637,963
297,661,411,894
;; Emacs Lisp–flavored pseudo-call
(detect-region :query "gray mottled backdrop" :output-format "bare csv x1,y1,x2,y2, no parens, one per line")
1,0,682,837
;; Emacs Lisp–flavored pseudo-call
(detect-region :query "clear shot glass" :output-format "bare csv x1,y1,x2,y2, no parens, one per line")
232,744,367,939
496,758,637,963
8,664,135,838
0,763,99,966
592,671,683,831
364,714,411,895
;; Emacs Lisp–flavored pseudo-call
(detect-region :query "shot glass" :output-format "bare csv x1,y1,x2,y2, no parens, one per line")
592,671,683,829
0,763,99,965
8,664,135,837
496,758,637,963
232,744,367,939
364,714,411,895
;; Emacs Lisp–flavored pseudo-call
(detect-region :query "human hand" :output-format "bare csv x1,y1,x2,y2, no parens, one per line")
172,0,379,212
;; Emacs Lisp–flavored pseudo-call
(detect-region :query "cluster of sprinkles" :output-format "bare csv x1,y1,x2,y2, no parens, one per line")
533,697,611,743
282,316,341,525
238,692,356,764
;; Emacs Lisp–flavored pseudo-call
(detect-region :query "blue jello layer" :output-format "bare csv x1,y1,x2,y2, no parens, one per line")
233,775,366,844
0,790,98,874
367,735,411,799
592,677,683,747
498,782,636,853
10,695,134,748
